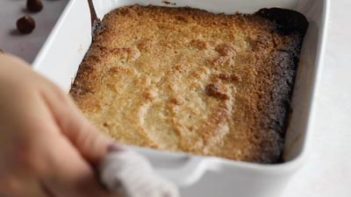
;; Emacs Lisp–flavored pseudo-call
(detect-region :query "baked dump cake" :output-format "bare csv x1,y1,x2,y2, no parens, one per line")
70,5,308,163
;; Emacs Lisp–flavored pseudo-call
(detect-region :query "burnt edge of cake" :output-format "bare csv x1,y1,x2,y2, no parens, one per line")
256,8,309,36
255,8,308,162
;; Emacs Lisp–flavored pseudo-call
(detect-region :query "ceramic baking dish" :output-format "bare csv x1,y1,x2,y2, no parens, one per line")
32,0,329,196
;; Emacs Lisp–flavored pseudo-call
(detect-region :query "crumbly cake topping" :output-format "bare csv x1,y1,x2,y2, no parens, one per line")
71,5,307,163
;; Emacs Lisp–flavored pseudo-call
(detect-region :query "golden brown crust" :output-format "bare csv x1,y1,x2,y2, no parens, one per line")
70,5,307,163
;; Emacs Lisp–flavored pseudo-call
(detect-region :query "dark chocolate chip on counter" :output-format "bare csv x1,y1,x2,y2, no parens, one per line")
16,16,36,34
162,1,176,5
27,0,43,13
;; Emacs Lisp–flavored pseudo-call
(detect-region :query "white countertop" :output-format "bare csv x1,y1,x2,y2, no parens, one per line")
0,0,350,196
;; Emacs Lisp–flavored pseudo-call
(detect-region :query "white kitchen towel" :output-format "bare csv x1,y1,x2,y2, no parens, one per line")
100,150,180,197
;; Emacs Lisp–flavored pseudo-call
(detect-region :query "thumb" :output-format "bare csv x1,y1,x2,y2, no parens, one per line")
41,83,122,165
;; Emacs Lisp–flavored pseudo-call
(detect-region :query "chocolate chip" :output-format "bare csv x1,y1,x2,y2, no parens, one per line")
27,0,43,13
16,16,36,34
162,1,176,5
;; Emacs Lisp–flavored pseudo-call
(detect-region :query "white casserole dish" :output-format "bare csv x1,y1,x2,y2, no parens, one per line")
33,0,329,196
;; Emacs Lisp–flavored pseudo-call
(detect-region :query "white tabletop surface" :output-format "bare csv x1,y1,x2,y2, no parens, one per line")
0,0,350,196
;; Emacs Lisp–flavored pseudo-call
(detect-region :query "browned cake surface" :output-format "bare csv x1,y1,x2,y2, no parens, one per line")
70,5,307,163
